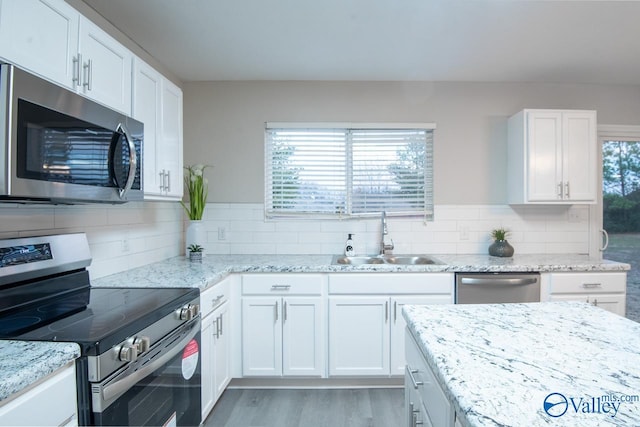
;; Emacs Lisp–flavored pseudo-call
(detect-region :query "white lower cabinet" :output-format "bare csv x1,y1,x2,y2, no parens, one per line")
0,363,77,426
405,330,455,427
328,273,454,377
544,272,627,316
201,279,232,422
241,274,325,377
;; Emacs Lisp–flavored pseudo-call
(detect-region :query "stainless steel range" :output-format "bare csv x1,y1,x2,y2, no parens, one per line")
0,233,201,426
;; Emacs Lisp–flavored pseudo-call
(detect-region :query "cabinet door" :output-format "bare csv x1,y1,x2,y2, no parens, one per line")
390,295,451,376
282,297,324,376
549,294,626,316
200,313,215,421
78,16,132,114
562,111,596,202
526,111,562,201
133,58,163,197
213,303,231,399
242,297,282,376
328,296,389,376
0,0,79,89
157,79,184,199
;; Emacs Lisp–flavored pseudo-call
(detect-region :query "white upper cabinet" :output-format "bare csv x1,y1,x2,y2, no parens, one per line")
133,58,162,196
507,109,597,204
134,56,183,200
78,16,132,114
0,0,133,115
159,78,184,199
0,0,79,89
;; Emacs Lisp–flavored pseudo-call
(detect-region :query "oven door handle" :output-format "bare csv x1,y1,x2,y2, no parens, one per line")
99,318,199,407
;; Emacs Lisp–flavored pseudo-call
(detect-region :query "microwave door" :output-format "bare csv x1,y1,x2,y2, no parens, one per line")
108,124,137,199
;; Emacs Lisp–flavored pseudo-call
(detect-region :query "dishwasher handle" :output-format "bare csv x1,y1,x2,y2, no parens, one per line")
460,277,538,286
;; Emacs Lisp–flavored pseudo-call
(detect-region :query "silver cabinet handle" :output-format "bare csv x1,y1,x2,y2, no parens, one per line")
211,294,225,310
385,301,389,322
271,285,291,291
565,182,570,198
275,300,279,322
593,298,599,306
166,170,171,192
158,171,165,192
394,301,397,322
406,366,423,389
213,318,219,339
557,182,563,198
582,283,602,289
83,59,93,90
217,314,223,337
73,54,82,86
283,301,288,321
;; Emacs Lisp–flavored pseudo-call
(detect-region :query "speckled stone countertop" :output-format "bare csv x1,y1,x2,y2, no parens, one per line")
92,253,630,291
403,302,640,427
0,341,80,403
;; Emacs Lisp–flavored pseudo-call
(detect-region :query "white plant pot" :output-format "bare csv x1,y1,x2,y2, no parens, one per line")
185,220,205,256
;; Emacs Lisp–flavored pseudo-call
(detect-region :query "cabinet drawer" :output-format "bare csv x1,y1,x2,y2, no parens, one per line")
329,273,453,295
549,272,626,294
242,274,323,295
405,331,453,427
201,278,231,317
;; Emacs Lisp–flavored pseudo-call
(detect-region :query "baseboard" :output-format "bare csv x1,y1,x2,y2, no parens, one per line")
226,377,404,389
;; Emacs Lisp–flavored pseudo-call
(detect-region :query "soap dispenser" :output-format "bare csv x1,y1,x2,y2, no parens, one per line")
344,234,355,256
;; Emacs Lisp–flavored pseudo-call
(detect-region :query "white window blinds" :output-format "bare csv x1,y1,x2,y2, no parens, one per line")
265,124,434,220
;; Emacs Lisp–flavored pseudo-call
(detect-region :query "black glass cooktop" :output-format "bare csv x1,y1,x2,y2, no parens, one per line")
6,287,199,356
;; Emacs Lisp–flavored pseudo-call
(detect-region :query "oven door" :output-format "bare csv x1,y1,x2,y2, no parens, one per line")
91,317,201,427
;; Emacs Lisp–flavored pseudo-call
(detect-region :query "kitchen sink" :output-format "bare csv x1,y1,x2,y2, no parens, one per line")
331,254,442,265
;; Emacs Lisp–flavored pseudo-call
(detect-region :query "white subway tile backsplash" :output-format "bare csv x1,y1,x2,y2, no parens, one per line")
195,202,591,256
0,199,593,280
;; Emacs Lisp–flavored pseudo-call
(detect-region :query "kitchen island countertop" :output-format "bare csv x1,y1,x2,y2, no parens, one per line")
403,301,640,426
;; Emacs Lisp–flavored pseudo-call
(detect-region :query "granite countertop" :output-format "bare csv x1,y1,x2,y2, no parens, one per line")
403,302,640,427
1,253,629,405
92,253,630,291
0,341,80,403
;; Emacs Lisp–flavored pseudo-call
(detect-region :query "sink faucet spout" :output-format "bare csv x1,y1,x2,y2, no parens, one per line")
380,211,394,255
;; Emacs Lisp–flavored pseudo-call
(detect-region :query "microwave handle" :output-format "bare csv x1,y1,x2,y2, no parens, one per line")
115,123,137,199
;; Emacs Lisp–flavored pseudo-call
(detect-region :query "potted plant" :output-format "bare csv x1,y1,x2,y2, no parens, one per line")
182,164,210,255
489,227,514,257
187,244,204,263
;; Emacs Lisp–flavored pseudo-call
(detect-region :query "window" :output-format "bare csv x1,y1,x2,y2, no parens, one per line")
265,123,434,220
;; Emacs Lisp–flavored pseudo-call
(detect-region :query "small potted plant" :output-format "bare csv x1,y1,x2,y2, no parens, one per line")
489,228,514,257
187,244,204,263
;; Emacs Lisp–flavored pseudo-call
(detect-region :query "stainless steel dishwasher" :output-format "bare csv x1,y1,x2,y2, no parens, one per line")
455,272,541,304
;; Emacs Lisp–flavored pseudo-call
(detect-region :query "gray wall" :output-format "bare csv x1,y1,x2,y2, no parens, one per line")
184,81,640,205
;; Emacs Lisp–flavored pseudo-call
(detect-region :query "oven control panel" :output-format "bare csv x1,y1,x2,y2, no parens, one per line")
0,243,52,268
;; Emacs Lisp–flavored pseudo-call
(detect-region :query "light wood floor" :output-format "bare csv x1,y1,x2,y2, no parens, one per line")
203,388,404,427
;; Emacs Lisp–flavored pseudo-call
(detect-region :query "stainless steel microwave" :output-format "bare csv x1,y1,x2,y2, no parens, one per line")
0,63,143,204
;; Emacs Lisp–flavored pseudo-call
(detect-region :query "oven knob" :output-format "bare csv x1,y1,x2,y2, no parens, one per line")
133,336,151,354
118,344,138,362
178,304,199,320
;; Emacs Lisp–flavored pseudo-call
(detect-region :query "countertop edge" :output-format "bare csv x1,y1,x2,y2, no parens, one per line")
0,341,80,403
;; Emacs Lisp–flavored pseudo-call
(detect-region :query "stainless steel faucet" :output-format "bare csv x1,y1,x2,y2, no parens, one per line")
380,211,394,255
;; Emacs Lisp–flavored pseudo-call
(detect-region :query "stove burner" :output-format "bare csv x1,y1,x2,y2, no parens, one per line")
0,316,41,334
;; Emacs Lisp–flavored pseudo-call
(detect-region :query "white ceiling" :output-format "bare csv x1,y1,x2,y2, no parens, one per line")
82,0,640,85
